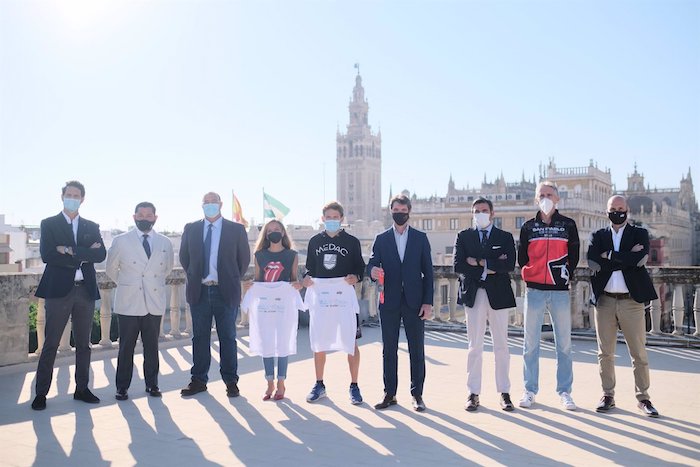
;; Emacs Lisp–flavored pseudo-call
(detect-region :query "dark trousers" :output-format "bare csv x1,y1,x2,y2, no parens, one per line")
35,284,95,396
190,285,239,384
116,314,162,390
379,296,426,397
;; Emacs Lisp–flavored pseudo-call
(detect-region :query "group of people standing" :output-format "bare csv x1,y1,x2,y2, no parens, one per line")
31,180,659,419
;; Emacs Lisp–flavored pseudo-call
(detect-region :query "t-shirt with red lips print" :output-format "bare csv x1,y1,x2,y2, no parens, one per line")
254,249,297,283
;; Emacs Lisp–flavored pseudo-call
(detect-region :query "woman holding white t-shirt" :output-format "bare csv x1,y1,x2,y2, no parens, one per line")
244,220,302,401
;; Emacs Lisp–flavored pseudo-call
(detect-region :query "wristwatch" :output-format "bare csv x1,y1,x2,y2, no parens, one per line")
64,246,69,254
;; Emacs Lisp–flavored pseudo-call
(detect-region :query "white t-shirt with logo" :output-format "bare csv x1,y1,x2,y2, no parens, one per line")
241,282,305,358
303,277,359,355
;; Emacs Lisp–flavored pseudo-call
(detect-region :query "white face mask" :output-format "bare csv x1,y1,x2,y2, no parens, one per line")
473,212,491,230
539,198,555,216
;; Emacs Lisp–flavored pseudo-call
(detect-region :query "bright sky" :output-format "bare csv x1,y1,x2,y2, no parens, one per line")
1,0,698,232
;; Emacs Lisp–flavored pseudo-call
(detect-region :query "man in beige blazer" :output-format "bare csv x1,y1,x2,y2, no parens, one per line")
106,202,174,400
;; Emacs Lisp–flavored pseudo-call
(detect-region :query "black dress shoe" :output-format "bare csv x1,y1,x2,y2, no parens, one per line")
226,382,240,398
596,395,615,413
500,393,514,412
181,380,207,397
637,399,659,418
146,387,162,398
74,388,100,404
374,394,397,410
115,389,128,401
31,395,46,411
412,396,426,412
465,394,480,412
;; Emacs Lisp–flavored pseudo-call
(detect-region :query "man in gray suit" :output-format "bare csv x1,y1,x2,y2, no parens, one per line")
106,201,174,401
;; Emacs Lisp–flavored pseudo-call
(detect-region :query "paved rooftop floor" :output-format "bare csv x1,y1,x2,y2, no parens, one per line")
0,326,698,466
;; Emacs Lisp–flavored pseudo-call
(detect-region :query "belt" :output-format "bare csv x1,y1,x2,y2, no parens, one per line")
202,280,219,286
74,281,85,287
603,291,631,300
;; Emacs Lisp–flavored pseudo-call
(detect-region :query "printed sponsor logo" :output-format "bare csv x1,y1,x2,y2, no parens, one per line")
323,254,337,270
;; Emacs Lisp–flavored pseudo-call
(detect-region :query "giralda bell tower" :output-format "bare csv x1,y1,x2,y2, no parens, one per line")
336,68,382,223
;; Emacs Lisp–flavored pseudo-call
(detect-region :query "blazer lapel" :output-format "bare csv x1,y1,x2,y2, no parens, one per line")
131,229,150,262
619,225,634,251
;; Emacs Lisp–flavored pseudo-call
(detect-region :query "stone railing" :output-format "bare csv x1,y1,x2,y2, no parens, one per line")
1,266,698,367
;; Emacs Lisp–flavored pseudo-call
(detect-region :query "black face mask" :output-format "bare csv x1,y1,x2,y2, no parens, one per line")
608,211,627,225
392,212,410,226
267,231,283,244
135,220,155,232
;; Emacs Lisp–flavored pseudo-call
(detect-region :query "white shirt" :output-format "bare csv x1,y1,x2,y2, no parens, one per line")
604,224,630,293
393,225,409,262
62,211,84,281
202,216,223,283
303,277,359,355
241,282,304,358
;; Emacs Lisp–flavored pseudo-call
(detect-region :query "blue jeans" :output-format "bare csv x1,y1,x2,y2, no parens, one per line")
190,285,239,384
263,357,288,381
523,288,573,395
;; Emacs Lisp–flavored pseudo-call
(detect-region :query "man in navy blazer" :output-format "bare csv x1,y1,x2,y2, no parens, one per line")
587,195,659,417
179,192,250,398
367,194,433,412
454,198,516,412
32,180,106,410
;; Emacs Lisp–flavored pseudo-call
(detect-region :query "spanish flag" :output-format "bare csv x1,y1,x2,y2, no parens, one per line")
232,191,249,229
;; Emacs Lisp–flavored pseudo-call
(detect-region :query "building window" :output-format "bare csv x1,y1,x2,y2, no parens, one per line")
516,217,525,228
445,246,454,254
422,219,433,230
449,218,459,230
493,217,502,228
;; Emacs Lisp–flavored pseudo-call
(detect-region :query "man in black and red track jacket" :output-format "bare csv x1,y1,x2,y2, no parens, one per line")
516,181,580,412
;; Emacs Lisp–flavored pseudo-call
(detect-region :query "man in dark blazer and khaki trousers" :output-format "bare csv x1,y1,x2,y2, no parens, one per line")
454,197,517,412
588,194,659,417
368,194,433,412
32,180,106,410
179,192,250,398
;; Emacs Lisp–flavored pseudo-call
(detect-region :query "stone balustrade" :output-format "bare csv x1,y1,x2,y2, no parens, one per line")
1,266,698,367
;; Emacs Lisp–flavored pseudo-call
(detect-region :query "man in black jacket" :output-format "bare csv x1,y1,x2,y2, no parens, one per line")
588,195,659,417
32,180,106,410
454,198,516,412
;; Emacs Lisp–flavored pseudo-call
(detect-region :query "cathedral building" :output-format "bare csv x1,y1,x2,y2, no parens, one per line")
336,72,382,223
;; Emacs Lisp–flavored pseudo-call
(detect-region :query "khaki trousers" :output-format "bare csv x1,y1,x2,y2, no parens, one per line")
594,295,650,401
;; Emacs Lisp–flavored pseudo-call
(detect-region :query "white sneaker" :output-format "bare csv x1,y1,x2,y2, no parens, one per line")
560,392,577,411
519,391,535,408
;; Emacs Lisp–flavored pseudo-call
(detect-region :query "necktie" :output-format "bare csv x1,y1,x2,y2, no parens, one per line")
202,223,213,278
480,230,488,245
142,234,151,259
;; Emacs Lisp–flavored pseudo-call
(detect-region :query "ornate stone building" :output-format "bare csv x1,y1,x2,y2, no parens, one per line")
407,160,613,266
336,72,382,223
622,166,699,266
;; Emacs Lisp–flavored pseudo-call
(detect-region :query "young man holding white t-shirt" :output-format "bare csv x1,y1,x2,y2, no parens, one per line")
302,201,365,405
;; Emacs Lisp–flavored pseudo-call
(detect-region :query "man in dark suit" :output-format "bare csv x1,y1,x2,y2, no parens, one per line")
454,198,516,412
32,180,106,410
179,192,250,398
587,195,659,417
367,194,433,412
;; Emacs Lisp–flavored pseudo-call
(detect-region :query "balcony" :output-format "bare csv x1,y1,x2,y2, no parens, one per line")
1,266,698,368
0,268,698,465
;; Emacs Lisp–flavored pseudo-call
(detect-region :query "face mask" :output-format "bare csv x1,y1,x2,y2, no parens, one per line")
267,231,283,244
135,220,155,232
63,198,80,213
608,211,627,225
324,220,341,233
473,212,491,230
539,198,555,216
203,203,220,218
392,212,410,226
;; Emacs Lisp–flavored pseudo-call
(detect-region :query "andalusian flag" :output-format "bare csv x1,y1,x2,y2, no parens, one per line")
263,191,290,220
232,191,249,228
